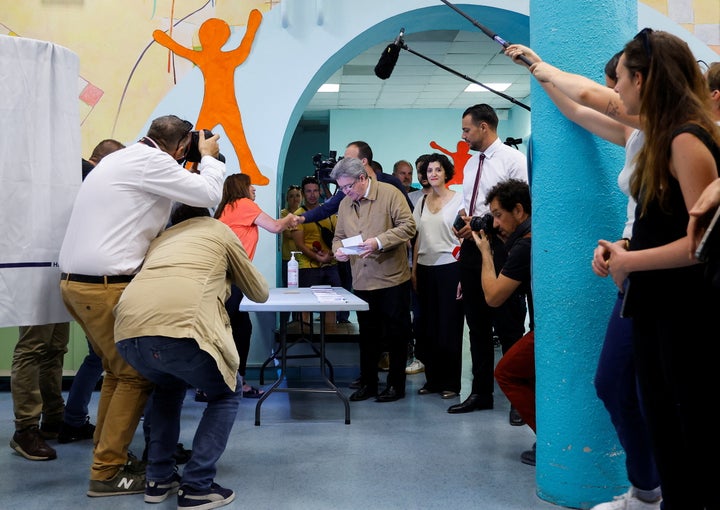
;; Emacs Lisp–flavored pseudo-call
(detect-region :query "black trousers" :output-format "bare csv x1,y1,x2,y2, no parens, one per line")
415,262,464,393
459,238,526,396
354,281,413,391
225,284,251,377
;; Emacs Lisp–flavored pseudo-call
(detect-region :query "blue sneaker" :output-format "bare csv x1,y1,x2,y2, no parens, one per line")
145,472,181,503
177,483,235,510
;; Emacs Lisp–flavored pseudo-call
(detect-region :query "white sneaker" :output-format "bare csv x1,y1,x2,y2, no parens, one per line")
591,489,661,510
405,360,425,374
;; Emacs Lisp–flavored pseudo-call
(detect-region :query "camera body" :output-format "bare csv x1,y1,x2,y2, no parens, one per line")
469,213,495,234
185,129,224,163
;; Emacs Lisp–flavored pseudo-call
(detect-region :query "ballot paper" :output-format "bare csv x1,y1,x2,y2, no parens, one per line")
338,234,364,255
311,286,348,303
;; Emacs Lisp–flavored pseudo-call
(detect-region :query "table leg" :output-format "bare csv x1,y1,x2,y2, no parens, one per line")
319,312,351,424
255,311,289,425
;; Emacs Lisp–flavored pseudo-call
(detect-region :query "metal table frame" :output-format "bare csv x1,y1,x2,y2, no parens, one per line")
240,287,368,425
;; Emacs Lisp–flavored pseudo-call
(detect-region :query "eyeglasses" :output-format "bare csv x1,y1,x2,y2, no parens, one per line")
287,185,301,191
338,175,365,193
338,180,357,193
635,28,653,58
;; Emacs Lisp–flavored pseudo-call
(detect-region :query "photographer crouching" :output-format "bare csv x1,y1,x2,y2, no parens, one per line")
471,179,535,465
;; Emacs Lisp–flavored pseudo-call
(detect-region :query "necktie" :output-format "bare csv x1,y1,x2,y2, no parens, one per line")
468,153,485,216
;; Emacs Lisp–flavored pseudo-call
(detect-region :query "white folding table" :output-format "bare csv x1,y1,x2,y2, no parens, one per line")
240,287,368,425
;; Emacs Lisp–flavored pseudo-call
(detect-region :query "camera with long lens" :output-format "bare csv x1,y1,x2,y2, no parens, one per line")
470,212,496,234
312,151,338,184
185,129,225,163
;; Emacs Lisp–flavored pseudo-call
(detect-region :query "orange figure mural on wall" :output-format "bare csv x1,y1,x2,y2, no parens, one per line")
429,140,471,186
153,9,270,185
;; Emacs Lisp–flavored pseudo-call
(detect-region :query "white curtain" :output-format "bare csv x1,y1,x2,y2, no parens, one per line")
0,35,80,327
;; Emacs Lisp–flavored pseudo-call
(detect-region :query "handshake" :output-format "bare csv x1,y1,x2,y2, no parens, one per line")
282,213,301,230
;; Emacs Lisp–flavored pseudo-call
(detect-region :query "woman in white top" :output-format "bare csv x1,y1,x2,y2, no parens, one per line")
411,153,465,399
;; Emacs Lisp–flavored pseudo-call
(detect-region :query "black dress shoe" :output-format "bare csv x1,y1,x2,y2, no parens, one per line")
509,406,525,426
349,386,377,401
520,443,536,466
376,386,405,402
417,385,437,395
348,377,362,390
447,393,493,414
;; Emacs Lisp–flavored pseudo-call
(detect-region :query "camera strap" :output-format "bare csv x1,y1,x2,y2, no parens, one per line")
139,136,159,149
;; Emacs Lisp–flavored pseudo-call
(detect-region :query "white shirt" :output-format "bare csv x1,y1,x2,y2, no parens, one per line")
618,129,644,239
59,142,225,275
414,191,464,266
462,137,528,217
408,188,428,208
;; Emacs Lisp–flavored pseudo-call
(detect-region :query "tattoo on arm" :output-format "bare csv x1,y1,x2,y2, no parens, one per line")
605,101,620,119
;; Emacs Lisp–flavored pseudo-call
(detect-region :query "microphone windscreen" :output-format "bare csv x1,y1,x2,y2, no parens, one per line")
374,44,400,80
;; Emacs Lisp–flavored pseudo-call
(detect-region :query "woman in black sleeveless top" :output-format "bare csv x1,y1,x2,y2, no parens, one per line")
597,30,720,510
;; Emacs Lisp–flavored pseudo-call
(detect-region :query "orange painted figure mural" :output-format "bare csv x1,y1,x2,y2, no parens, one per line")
153,9,270,185
429,140,471,186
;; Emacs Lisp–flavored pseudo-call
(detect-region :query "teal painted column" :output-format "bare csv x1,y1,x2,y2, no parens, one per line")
529,1,637,508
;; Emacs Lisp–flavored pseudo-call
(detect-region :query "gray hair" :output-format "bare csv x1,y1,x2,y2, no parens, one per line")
147,115,193,152
330,157,366,181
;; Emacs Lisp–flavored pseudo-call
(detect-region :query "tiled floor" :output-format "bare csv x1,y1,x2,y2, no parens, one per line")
0,328,563,510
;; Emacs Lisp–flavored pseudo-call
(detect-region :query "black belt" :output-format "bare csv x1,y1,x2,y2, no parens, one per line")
61,272,134,284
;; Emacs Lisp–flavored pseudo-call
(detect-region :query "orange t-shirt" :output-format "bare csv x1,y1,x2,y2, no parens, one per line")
218,198,261,260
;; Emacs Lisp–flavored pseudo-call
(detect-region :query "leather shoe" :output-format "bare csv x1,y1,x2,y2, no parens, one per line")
520,443,536,466
348,377,362,390
349,386,377,401
509,406,525,426
447,393,493,414
375,386,405,402
417,385,437,395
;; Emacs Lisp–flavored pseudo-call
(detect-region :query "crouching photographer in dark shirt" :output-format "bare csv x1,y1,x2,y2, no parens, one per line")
473,179,535,466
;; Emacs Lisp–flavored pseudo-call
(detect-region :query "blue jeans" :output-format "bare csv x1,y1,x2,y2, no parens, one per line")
594,292,659,493
64,339,103,427
116,336,241,490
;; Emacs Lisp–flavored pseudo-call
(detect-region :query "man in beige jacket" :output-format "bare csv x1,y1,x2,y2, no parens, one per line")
331,157,416,403
114,204,268,510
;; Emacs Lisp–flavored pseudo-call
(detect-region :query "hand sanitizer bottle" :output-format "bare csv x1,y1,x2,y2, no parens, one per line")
287,251,299,289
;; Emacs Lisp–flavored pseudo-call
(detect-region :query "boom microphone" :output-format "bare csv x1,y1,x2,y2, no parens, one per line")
374,28,405,79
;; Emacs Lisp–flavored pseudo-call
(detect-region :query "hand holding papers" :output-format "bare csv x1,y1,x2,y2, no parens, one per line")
338,234,365,256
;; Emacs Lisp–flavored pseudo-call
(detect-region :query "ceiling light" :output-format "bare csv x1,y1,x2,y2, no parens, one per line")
464,83,511,92
318,83,339,93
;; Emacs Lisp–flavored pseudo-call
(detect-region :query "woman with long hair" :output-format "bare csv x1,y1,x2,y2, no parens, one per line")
600,30,720,510
214,173,299,397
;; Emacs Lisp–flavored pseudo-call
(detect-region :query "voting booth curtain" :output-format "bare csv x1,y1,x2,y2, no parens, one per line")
0,35,80,327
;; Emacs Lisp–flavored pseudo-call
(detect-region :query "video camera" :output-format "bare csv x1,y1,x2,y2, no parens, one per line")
185,129,225,163
312,151,338,185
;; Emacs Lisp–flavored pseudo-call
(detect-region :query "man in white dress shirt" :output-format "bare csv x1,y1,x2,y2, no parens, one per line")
58,115,225,496
447,104,529,415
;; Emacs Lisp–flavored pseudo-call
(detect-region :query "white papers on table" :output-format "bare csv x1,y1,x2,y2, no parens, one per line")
310,286,348,303
338,234,364,256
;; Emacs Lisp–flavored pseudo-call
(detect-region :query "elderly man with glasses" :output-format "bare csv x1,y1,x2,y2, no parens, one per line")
330,157,416,402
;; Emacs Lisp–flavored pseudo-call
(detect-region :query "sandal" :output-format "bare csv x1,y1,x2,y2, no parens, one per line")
243,386,264,399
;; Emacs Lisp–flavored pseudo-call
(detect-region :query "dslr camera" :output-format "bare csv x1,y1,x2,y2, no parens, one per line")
470,213,496,234
455,213,495,236
185,129,225,163
453,212,495,235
